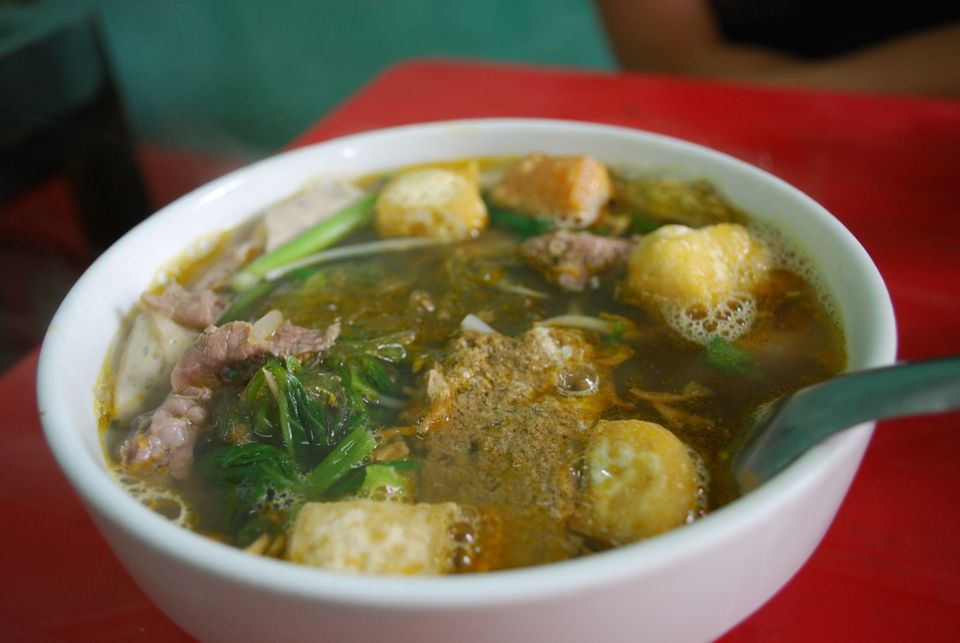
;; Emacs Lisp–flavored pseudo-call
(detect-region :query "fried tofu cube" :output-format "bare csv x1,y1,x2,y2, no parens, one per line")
581,419,699,544
626,223,771,308
623,223,773,342
489,154,611,228
286,499,481,575
376,164,488,241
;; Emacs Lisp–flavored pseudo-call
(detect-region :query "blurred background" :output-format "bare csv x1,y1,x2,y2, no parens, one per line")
0,0,615,371
3,0,956,372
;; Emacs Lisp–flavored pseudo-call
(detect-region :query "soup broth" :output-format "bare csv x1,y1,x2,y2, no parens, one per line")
101,154,845,574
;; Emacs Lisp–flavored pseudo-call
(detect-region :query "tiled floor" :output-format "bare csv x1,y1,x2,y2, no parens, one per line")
0,147,247,372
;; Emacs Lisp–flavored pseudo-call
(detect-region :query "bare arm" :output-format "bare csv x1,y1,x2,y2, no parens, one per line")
752,24,960,97
595,0,799,76
595,0,960,97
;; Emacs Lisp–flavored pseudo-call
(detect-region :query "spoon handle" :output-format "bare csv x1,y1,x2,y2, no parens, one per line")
734,355,960,488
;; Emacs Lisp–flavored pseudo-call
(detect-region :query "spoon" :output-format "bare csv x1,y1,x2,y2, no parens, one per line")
733,355,960,491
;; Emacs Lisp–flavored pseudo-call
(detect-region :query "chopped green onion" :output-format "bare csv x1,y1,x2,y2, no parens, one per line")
305,425,377,496
231,192,377,291
265,237,448,282
608,320,626,344
262,362,299,462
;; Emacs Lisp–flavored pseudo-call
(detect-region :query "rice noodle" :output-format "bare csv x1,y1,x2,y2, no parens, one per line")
535,314,633,335
495,280,550,299
371,393,408,410
266,237,448,281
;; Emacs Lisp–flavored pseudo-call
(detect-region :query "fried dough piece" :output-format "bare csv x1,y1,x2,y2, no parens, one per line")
489,154,611,228
287,499,490,575
579,419,700,543
624,223,773,343
376,164,488,241
625,223,771,307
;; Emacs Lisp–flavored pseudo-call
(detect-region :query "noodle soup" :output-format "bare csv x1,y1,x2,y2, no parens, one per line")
100,154,845,574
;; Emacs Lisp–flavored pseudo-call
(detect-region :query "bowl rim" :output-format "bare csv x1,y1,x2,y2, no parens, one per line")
38,117,898,609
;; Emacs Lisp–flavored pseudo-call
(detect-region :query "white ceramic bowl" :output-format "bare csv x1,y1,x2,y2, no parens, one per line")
38,119,896,643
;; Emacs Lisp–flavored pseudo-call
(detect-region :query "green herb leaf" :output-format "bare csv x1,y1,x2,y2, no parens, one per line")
199,443,305,510
198,331,411,541
486,202,553,239
607,320,626,344
700,338,760,377
630,213,663,234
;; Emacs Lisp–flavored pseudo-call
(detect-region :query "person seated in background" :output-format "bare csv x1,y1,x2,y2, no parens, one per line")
595,0,960,97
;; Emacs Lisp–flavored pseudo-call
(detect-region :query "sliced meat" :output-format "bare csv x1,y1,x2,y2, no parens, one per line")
267,319,343,358
412,327,616,568
171,319,340,392
521,230,632,292
121,388,211,479
141,282,226,330
122,317,340,478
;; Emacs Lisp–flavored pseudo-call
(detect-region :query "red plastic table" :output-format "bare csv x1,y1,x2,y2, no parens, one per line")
2,59,959,641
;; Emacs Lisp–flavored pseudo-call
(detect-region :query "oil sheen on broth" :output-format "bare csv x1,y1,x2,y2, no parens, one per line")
101,154,846,575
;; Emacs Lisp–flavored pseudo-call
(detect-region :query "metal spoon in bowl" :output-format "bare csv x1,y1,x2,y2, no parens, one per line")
733,355,960,491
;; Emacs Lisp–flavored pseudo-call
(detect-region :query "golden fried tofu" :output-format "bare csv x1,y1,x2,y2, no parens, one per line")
286,499,486,575
580,419,699,544
626,223,771,307
624,223,773,342
376,164,488,241
489,154,611,228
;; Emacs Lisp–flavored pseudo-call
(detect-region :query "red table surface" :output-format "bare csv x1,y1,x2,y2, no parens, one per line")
2,59,958,641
